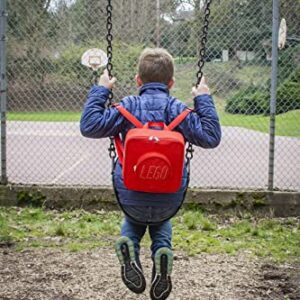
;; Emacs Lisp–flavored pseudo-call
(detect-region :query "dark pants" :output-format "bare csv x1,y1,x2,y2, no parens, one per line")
121,205,172,259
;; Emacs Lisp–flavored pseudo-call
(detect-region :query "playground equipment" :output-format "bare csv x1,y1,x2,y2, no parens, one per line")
81,0,213,225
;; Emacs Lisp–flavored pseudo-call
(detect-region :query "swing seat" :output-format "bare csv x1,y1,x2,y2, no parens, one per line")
112,160,189,225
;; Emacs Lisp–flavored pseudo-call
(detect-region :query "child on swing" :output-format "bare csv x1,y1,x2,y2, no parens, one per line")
80,48,221,300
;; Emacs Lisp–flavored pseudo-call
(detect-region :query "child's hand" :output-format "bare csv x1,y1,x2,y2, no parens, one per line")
98,69,117,90
191,76,210,97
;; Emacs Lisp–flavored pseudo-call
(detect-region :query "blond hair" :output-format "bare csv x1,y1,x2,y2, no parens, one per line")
138,48,174,85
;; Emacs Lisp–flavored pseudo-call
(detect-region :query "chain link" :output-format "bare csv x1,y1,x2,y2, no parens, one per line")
196,0,212,86
187,0,213,170
106,0,116,170
108,136,117,174
185,142,194,174
91,70,99,85
106,0,114,106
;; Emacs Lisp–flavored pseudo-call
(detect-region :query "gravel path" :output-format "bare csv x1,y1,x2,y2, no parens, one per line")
0,247,299,300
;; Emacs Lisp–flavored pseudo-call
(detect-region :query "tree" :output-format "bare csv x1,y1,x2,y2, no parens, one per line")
7,0,56,83
8,0,52,39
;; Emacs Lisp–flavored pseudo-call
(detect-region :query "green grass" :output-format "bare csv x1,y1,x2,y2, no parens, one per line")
234,64,271,86
173,211,300,262
1,207,299,262
218,107,300,137
0,207,121,251
8,111,80,122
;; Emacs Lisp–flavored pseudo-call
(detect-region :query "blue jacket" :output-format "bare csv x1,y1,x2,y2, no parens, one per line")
80,82,221,207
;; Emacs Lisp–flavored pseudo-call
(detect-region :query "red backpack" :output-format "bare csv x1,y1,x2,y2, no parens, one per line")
114,105,191,193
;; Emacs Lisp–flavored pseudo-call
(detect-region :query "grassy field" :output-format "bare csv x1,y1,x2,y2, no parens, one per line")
1,207,300,262
8,111,81,122
219,109,300,137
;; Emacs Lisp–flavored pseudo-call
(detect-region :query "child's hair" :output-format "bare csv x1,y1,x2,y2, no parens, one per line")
138,48,174,85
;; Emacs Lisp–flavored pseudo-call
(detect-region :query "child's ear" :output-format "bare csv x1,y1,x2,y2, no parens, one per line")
135,74,143,87
168,77,175,89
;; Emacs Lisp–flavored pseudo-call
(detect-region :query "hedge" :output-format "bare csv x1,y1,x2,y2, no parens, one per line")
225,69,300,115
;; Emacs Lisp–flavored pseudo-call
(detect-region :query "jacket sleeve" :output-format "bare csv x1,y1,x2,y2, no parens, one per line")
80,85,123,138
178,94,221,148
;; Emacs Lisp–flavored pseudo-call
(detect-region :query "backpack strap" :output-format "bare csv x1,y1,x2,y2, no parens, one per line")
114,104,143,165
114,134,124,165
168,108,192,131
115,104,143,128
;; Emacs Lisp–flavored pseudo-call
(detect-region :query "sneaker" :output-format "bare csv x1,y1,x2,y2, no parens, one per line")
150,247,173,300
115,236,146,294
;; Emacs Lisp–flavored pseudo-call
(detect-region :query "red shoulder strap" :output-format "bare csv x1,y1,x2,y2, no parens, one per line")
114,104,143,165
115,105,143,128
168,108,192,131
114,134,124,165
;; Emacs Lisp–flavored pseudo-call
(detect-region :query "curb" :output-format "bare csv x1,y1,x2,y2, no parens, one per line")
0,184,299,217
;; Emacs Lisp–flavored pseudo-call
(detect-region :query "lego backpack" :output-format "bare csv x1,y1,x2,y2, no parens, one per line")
114,105,191,193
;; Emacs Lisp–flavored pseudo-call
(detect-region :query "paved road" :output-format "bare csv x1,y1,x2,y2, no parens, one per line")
7,121,300,190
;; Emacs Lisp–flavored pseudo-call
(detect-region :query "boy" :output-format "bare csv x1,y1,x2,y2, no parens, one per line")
80,48,221,300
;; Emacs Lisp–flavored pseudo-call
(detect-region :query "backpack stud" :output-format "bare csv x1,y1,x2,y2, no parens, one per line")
149,136,160,142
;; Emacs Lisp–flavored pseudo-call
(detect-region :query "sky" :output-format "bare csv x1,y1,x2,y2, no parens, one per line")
177,2,194,11
49,0,75,11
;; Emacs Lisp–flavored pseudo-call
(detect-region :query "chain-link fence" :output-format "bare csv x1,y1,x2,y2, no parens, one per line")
1,0,299,190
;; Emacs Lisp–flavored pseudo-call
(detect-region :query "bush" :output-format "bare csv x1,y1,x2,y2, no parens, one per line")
225,86,269,115
276,69,300,114
225,69,300,115
278,45,300,83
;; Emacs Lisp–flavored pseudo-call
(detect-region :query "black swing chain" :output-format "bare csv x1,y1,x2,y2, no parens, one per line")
92,70,98,85
196,0,212,86
186,0,212,172
185,142,194,174
106,0,114,105
106,0,117,172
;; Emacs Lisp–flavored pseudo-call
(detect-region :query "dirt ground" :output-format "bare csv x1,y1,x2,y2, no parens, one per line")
0,247,299,300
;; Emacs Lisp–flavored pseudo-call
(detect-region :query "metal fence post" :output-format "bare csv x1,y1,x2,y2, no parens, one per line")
0,0,8,185
268,0,280,191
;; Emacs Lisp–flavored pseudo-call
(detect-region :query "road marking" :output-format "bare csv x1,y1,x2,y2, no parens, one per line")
50,154,89,184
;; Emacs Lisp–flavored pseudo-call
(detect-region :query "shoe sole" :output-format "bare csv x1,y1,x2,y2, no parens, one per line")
150,247,173,300
115,236,146,294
